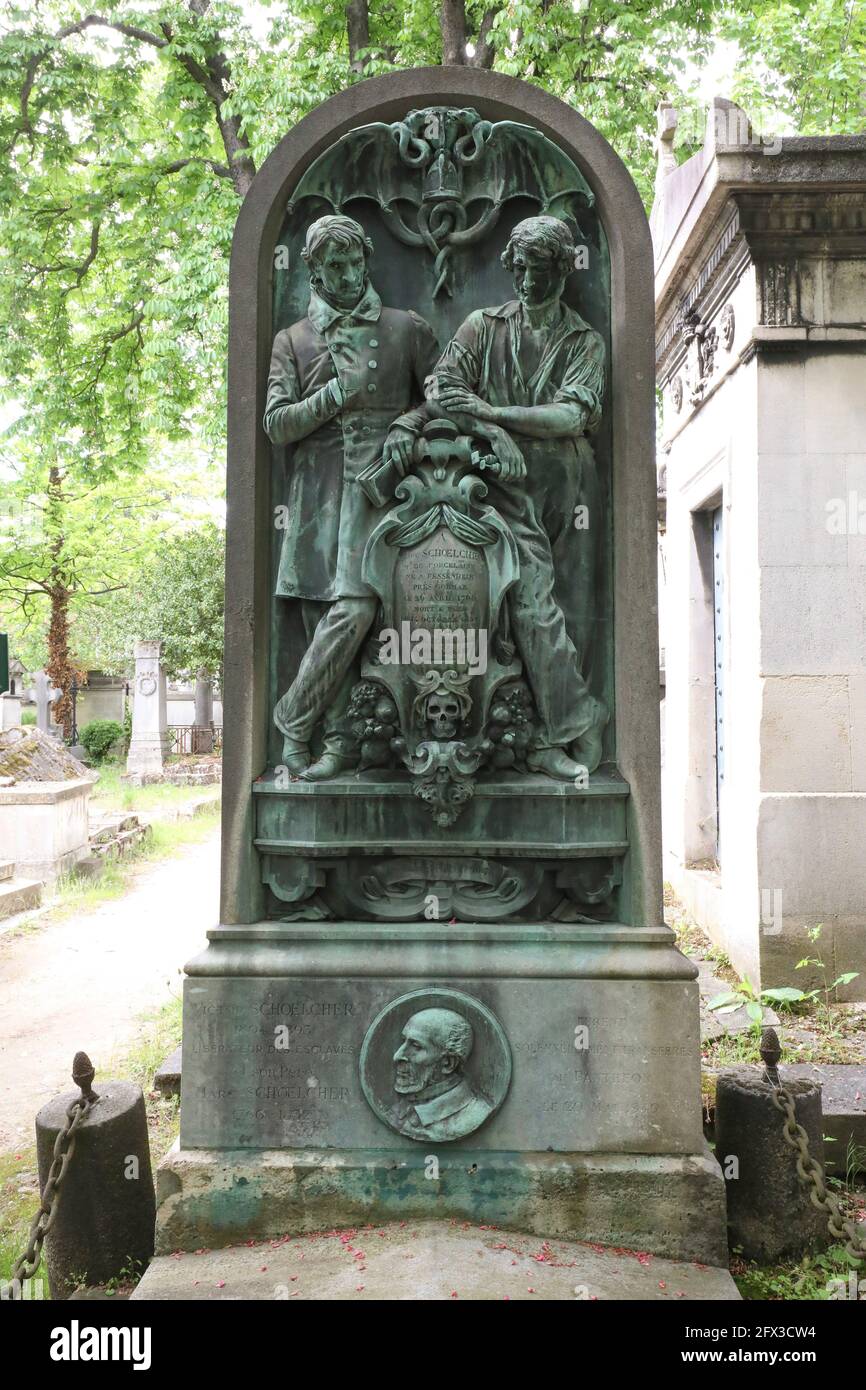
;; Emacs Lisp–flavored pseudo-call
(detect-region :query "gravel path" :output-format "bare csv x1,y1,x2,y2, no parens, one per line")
0,829,218,1151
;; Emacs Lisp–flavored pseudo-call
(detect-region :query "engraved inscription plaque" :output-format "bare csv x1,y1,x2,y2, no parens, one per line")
395,529,488,645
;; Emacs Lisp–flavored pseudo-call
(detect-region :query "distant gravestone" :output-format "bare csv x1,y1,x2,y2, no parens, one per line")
125,640,170,780
35,672,61,738
0,695,22,731
193,673,214,754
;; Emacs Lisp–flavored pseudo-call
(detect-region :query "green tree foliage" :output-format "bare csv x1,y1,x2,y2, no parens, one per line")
75,519,226,681
0,430,220,725
722,0,866,137
0,0,862,686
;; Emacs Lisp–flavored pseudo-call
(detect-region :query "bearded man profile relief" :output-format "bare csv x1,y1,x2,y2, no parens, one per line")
392,1008,494,1141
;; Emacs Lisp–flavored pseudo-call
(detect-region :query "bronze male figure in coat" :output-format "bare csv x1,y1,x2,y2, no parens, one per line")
264,215,438,780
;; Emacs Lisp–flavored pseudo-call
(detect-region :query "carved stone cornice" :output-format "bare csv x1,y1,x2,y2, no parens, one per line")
654,133,866,378
735,188,866,258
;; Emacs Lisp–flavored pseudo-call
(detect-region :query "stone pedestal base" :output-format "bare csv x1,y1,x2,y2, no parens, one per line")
154,1144,728,1266
125,732,172,780
166,921,729,1266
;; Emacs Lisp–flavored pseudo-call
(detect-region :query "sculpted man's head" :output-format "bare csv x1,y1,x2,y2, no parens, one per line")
393,1008,474,1099
501,214,576,309
302,214,373,311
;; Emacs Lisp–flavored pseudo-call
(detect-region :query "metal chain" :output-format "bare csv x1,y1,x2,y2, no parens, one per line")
5,1052,98,1297
761,1028,866,1265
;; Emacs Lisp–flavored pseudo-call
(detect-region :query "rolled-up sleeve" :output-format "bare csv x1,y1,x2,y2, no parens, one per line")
263,329,343,445
554,329,606,432
426,310,485,397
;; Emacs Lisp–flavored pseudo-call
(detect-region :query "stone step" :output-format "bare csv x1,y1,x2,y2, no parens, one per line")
116,824,150,847
74,856,105,883
0,860,14,882
153,1045,182,1098
90,813,141,845
131,1220,740,1302
89,823,150,858
0,877,42,921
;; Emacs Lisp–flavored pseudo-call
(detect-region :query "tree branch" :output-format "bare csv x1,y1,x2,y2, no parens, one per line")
180,0,256,198
18,15,167,139
23,220,100,288
14,4,256,198
471,7,498,68
71,311,145,399
160,157,232,179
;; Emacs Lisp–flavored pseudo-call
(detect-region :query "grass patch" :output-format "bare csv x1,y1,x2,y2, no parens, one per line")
702,1025,862,1067
733,1244,862,1300
89,761,220,814
732,1156,866,1300
0,1147,45,1298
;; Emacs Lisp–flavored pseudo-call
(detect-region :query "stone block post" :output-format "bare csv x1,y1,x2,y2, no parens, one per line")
126,640,170,779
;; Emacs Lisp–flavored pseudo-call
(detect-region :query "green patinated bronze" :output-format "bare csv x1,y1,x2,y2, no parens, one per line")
162,79,728,1269
261,109,617,923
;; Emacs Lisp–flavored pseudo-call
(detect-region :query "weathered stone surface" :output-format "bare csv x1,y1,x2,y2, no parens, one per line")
0,694,22,730
715,1069,828,1263
0,726,90,782
135,1217,739,1301
655,109,866,999
153,1145,729,1268
0,876,42,921
154,1045,182,1099
0,776,93,883
35,671,61,737
126,639,170,778
775,1063,866,1175
180,956,704,1155
36,1081,156,1299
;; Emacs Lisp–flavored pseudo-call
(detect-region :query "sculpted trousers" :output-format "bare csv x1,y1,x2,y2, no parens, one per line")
494,489,600,749
274,596,378,751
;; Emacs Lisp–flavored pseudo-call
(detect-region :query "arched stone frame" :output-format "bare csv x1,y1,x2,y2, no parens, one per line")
220,68,660,931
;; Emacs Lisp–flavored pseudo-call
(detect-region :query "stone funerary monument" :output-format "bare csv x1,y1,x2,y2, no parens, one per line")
157,69,727,1265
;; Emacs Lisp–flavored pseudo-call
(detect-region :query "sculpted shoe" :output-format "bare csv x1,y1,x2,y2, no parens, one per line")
570,726,603,775
569,697,608,775
300,751,355,781
281,739,310,774
526,747,586,781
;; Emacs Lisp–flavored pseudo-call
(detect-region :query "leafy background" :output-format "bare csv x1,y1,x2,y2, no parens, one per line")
0,0,863,714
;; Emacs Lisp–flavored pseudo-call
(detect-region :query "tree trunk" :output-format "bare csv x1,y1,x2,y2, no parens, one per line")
44,468,74,740
440,0,468,65
184,0,256,198
472,8,498,68
347,0,370,73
